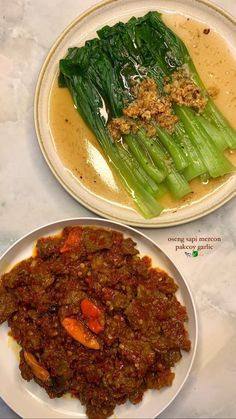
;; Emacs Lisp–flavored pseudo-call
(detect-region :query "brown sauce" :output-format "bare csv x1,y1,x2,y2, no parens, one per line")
49,14,236,213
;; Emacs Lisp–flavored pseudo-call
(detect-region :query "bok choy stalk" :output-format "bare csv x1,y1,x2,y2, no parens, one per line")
59,11,235,218
118,12,235,177
60,42,167,186
172,122,207,181
61,39,192,200
134,11,236,150
175,106,234,177
59,61,164,218
136,131,192,199
97,19,210,180
96,27,192,196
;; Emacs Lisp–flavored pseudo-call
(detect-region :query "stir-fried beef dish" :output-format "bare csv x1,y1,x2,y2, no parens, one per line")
0,226,191,419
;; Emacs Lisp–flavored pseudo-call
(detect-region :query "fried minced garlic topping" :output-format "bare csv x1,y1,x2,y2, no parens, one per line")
108,69,209,141
164,69,208,112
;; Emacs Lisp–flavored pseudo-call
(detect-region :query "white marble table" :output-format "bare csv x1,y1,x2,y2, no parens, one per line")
0,0,236,418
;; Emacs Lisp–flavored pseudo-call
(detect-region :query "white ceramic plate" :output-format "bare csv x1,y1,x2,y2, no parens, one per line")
0,218,197,419
34,0,236,228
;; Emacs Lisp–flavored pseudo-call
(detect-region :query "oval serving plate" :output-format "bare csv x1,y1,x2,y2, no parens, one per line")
35,0,236,228
0,218,197,419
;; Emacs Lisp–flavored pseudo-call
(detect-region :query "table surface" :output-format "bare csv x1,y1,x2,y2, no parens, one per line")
1,0,236,418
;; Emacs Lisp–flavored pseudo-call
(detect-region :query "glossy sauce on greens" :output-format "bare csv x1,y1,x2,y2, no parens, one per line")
49,14,236,213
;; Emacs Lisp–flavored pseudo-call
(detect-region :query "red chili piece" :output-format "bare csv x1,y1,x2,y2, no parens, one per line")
81,298,104,334
81,298,102,318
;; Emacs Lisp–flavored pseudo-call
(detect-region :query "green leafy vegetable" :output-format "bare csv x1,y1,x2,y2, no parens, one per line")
58,11,235,218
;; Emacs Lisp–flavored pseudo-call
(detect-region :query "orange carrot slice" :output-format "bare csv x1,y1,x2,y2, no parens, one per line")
60,228,82,253
62,317,100,350
24,351,51,383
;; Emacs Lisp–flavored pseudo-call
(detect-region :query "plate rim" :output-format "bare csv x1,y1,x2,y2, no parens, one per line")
34,0,236,228
0,216,198,419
